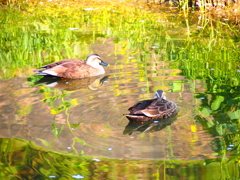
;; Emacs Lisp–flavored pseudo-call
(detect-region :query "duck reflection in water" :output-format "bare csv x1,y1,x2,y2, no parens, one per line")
123,117,177,135
34,75,110,91
124,90,178,122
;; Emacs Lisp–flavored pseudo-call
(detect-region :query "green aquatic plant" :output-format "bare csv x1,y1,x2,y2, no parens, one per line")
29,84,88,154
194,82,240,162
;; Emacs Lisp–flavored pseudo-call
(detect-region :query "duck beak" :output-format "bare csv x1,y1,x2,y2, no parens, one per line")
100,61,109,66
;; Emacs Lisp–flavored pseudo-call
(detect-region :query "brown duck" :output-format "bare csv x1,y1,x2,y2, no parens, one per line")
124,90,178,122
34,54,108,79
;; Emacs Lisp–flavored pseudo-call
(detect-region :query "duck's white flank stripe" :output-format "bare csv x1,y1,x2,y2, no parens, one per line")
42,70,58,76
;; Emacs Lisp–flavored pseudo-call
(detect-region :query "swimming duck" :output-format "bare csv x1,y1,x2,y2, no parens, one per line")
34,54,108,79
124,90,178,122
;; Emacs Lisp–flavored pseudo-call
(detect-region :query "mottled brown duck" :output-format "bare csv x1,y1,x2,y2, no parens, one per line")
124,90,178,122
34,54,108,79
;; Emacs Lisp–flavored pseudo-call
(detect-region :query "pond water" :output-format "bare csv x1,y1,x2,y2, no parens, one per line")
0,1,240,179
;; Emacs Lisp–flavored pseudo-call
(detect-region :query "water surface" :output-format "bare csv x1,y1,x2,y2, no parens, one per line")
0,1,240,179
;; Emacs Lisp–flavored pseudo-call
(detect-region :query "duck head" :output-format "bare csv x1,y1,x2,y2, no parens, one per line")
154,90,166,99
86,54,109,68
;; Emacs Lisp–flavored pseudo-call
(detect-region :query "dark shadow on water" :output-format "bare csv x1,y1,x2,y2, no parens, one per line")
31,75,110,91
123,116,177,135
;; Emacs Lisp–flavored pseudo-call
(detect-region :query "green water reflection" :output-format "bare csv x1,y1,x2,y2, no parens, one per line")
0,0,240,179
0,138,239,179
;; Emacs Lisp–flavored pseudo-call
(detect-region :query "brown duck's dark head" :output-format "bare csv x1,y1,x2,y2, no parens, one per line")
154,90,166,99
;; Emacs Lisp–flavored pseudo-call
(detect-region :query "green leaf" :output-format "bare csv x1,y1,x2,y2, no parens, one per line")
201,107,212,117
216,125,225,136
207,120,215,128
5,166,17,174
211,96,224,110
71,122,82,128
39,167,50,176
228,110,240,120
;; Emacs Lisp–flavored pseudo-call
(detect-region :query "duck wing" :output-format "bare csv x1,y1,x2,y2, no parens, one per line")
35,61,77,77
41,59,85,69
128,99,154,114
141,99,177,117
